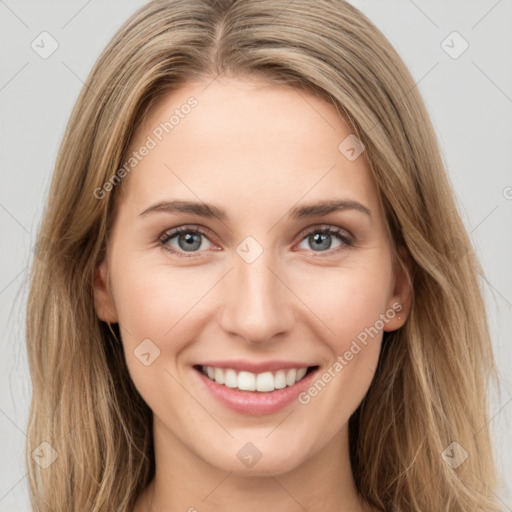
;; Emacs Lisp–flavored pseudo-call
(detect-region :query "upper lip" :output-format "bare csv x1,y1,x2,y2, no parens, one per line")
194,359,318,373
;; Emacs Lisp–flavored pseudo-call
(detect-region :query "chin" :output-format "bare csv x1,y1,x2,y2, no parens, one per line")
198,434,313,476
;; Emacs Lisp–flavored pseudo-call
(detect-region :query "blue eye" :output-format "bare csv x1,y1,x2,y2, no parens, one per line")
159,225,354,257
159,226,213,256
297,227,353,253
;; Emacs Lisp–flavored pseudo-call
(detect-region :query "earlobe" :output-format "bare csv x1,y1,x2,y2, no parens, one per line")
92,259,118,323
384,293,411,332
384,249,413,332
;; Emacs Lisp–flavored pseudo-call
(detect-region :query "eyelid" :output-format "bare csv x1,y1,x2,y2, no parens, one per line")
159,224,212,243
294,224,355,256
296,223,353,242
159,225,217,257
158,223,355,257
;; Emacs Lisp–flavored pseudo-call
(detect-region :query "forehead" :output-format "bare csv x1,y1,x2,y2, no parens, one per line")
117,77,380,222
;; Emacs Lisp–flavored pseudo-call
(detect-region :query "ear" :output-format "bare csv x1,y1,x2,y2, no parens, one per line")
93,259,118,323
383,247,413,332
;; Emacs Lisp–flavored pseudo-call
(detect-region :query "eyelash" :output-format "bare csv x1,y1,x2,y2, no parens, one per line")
158,225,355,258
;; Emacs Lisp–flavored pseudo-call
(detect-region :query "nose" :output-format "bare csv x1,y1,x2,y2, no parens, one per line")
218,248,295,345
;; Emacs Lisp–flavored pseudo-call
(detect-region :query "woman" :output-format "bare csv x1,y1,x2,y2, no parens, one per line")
26,0,503,510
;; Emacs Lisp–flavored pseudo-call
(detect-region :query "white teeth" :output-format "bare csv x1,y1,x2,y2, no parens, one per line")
286,368,297,386
200,365,311,392
238,371,256,391
214,367,224,385
224,369,238,388
274,370,287,389
256,371,274,392
296,367,307,381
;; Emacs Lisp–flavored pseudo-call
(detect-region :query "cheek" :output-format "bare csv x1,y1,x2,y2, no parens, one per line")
290,261,392,409
281,263,393,444
291,260,392,352
112,256,213,342
110,259,211,415
293,268,389,421
109,256,223,395
113,249,393,359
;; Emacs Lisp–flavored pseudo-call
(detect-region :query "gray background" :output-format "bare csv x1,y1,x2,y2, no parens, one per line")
1,0,511,510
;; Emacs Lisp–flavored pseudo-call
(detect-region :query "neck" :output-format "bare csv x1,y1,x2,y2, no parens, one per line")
133,416,377,512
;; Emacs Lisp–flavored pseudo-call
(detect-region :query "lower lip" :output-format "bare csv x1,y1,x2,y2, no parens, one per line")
193,366,319,415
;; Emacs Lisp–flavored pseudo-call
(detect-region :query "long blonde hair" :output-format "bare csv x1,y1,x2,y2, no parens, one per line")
26,0,503,510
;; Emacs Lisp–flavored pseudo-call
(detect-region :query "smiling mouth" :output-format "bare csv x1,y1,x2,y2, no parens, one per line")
193,364,319,393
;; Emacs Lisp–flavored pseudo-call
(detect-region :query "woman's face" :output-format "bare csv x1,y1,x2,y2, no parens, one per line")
94,77,410,475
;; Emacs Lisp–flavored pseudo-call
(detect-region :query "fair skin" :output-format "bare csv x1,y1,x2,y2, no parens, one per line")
93,77,411,512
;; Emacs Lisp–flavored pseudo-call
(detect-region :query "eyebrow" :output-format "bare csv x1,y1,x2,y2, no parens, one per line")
138,199,372,221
